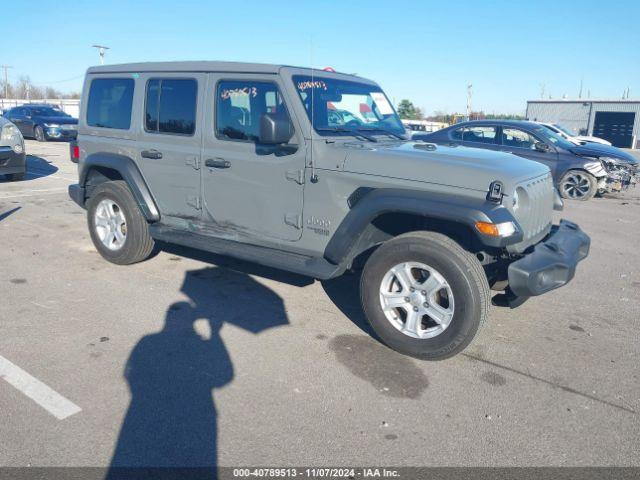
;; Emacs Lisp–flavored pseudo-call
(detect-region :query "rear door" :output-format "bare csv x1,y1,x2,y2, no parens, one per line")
460,124,501,152
200,73,305,242
7,108,28,136
135,73,205,219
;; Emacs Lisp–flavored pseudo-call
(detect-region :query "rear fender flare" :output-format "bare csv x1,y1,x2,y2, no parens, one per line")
80,153,160,222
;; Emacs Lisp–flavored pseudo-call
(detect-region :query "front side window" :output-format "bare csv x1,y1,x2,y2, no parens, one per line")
451,127,465,141
145,78,197,135
216,80,289,142
502,128,539,149
87,78,134,129
463,125,497,144
292,75,404,136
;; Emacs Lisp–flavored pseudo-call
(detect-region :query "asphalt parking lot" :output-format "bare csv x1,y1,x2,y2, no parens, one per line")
1,140,639,469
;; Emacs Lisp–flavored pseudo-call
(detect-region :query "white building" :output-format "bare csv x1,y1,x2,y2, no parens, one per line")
526,99,640,149
0,98,80,118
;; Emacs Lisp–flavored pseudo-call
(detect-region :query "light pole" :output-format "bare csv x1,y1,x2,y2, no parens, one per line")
92,45,110,65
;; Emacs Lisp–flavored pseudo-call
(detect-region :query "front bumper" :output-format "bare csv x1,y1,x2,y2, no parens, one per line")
44,126,78,141
0,146,26,175
507,219,590,299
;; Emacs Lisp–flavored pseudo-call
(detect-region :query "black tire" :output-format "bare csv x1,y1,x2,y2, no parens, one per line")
34,125,47,142
558,169,597,201
6,172,25,181
86,180,155,265
360,231,490,360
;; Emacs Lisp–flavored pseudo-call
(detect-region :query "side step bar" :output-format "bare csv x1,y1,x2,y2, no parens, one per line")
149,224,342,280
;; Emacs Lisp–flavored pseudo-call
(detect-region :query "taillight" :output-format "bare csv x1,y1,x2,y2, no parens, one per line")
72,145,80,160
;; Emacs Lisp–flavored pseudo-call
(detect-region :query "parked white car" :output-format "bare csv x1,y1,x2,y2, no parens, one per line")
539,122,612,146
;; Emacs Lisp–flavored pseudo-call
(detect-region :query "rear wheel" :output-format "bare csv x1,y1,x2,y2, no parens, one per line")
86,180,155,265
34,125,47,142
360,231,489,360
559,170,597,201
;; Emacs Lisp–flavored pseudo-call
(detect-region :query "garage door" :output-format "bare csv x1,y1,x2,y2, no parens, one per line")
592,111,635,148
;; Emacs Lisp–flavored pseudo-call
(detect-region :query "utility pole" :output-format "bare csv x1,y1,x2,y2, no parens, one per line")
92,45,110,65
1,65,12,99
578,77,583,99
466,83,472,121
539,83,546,99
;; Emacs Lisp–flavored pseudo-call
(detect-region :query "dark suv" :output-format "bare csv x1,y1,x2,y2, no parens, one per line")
3,104,78,142
414,120,638,200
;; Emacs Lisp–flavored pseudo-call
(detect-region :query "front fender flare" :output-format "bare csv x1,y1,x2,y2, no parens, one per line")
324,188,521,266
80,153,160,222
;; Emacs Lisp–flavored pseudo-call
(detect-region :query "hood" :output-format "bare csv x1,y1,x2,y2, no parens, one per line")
38,116,78,125
569,143,637,165
342,141,550,193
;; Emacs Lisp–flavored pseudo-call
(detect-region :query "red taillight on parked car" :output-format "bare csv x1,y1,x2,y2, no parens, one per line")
72,145,80,161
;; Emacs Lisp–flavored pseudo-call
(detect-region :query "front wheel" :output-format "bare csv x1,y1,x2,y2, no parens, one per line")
559,170,597,201
34,125,47,142
86,180,155,265
360,231,490,360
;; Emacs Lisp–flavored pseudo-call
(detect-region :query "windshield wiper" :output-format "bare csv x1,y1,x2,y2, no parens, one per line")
356,127,405,140
316,127,377,142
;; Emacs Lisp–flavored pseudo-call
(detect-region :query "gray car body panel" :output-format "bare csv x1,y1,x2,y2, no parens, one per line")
73,61,558,276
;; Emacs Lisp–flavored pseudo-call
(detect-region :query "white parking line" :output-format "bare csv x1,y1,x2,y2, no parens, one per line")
0,355,81,420
0,188,67,199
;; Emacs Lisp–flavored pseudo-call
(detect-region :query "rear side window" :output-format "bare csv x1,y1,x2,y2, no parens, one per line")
145,78,197,135
464,125,497,144
87,78,134,129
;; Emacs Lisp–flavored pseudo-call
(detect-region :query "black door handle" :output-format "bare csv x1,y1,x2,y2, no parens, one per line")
141,149,163,159
205,158,231,169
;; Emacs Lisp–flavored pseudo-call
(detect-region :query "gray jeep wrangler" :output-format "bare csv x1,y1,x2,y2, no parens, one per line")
69,62,590,359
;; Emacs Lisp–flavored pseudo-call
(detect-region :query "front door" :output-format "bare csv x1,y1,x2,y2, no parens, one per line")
499,126,558,177
136,73,205,219
200,74,305,242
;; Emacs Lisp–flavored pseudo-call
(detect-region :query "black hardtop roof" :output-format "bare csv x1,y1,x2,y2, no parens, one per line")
86,61,376,84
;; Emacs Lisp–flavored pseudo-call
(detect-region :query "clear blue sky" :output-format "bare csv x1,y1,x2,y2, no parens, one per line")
5,0,639,115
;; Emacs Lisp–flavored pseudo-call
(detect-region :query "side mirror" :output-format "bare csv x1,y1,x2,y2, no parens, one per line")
259,113,293,145
534,141,550,153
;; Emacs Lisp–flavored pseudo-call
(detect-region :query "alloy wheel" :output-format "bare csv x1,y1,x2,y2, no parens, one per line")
379,261,455,339
94,199,127,251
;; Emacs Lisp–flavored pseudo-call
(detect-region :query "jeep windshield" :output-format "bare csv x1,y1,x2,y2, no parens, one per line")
293,75,405,137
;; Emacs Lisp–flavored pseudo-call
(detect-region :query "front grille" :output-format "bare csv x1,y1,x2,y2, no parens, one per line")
514,173,555,245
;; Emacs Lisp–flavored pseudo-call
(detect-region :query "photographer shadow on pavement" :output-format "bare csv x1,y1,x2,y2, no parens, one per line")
107,266,289,480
